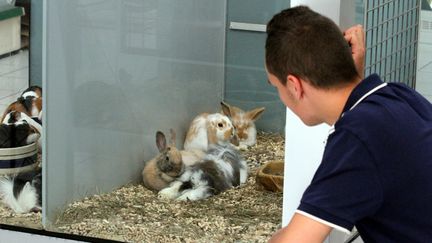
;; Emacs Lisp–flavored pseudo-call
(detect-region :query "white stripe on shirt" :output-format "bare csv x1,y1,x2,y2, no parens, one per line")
295,210,352,234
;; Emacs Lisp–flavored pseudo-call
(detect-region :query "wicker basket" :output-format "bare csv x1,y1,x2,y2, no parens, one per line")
255,160,284,192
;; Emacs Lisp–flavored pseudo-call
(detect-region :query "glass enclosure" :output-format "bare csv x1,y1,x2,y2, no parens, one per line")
0,1,287,241
43,0,227,222
41,0,287,241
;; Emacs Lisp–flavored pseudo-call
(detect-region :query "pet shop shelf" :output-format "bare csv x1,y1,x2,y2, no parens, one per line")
0,5,24,56
0,142,38,175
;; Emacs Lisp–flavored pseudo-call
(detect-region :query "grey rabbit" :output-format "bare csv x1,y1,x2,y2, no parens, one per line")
158,144,248,201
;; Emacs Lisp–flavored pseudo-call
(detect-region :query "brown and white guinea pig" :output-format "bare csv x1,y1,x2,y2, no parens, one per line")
0,111,40,148
1,86,43,124
183,112,238,152
21,86,42,99
142,130,205,192
220,101,265,149
20,85,42,123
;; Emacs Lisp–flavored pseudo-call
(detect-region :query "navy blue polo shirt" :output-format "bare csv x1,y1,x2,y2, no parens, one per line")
297,74,432,242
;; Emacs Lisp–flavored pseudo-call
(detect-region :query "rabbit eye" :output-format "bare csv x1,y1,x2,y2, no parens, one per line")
165,156,169,161
218,123,223,128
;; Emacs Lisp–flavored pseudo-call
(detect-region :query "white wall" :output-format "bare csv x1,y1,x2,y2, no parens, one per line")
282,0,338,227
290,0,341,22
282,109,329,226
283,1,361,242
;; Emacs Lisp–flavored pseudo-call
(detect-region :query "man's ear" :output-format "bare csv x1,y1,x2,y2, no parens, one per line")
286,74,304,100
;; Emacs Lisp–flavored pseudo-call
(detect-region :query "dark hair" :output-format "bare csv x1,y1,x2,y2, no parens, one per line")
265,6,359,88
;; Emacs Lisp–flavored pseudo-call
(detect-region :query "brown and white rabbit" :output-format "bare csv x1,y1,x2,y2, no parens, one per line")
183,112,238,152
142,130,205,192
158,144,248,201
220,101,265,149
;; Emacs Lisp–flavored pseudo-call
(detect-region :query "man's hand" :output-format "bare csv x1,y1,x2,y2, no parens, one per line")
344,25,365,79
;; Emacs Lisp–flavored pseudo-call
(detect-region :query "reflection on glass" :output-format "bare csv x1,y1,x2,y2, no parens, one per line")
422,0,432,11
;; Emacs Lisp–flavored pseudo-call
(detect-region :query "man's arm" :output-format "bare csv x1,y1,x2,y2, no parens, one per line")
269,213,332,243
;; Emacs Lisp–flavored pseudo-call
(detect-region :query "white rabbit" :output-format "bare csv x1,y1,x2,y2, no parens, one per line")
0,168,42,213
183,112,238,152
158,144,248,201
142,130,205,192
220,101,265,149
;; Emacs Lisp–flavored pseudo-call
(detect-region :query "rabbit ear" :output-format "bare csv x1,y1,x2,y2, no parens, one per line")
169,128,176,146
156,131,167,152
220,101,232,117
246,107,265,121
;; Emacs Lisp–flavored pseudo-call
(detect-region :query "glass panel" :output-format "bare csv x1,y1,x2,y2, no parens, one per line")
41,0,286,242
225,0,289,134
44,0,226,221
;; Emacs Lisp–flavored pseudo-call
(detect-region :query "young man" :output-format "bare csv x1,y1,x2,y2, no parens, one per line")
265,6,432,243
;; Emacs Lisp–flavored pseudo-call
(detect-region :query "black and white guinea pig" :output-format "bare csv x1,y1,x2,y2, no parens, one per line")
0,168,42,213
0,111,40,148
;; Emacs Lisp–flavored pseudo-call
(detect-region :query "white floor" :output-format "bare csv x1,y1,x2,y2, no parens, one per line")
0,50,29,116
